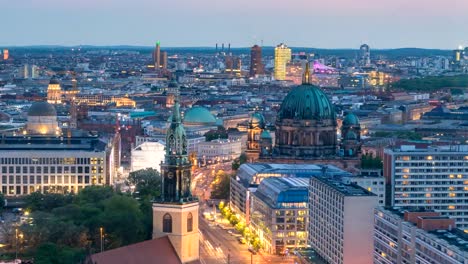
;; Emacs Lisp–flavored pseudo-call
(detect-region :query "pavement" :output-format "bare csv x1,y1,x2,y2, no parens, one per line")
198,212,296,264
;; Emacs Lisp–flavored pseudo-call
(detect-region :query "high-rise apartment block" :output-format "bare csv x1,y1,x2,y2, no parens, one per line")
309,176,377,264
274,43,291,80
384,145,468,228
374,207,467,264
250,45,264,77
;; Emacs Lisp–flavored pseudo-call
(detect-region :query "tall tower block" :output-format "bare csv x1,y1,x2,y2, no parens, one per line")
154,41,161,69
152,81,199,263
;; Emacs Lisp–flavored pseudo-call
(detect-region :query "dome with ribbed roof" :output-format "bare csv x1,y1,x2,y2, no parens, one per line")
183,106,216,125
249,112,265,129
345,131,358,140
278,84,335,121
28,102,57,117
343,113,360,126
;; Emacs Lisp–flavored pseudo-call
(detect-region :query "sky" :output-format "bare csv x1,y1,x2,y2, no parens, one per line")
2,0,468,49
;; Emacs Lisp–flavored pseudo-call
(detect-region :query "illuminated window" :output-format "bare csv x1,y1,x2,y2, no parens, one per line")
449,187,455,191
448,205,455,210
403,168,410,173
425,193,431,198
450,175,455,179
449,193,456,197
402,156,410,161
426,156,433,160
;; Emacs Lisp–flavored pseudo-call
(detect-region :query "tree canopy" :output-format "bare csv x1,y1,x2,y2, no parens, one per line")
18,186,152,263
210,170,231,199
127,168,161,199
392,75,468,92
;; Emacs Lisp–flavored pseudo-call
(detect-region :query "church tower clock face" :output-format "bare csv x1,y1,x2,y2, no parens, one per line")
167,172,174,179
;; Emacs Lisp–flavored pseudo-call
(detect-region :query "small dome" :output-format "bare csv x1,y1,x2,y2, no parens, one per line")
345,131,358,140
183,106,216,125
28,102,57,117
260,130,272,139
250,112,265,128
49,78,60,85
343,113,360,126
278,84,335,121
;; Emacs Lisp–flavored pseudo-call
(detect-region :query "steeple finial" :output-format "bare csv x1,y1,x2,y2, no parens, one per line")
302,61,310,84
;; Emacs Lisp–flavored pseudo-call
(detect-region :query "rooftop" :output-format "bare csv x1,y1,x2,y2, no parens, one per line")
237,163,352,187
313,176,376,197
254,177,309,208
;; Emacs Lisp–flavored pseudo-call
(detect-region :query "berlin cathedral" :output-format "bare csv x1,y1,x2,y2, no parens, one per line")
245,63,362,173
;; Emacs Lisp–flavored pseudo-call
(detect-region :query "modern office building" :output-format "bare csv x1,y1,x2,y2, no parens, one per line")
250,45,264,77
360,44,371,66
230,163,351,224
374,207,468,264
274,43,291,81
309,176,377,264
251,177,308,254
0,102,118,196
130,141,165,172
383,145,468,228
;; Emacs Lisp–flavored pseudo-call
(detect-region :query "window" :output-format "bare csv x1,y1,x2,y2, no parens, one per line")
163,213,172,233
187,213,193,232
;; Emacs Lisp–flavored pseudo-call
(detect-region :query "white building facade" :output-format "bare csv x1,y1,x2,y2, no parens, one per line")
309,176,377,264
131,141,165,172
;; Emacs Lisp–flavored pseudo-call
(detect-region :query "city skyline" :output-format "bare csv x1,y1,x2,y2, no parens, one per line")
2,0,468,49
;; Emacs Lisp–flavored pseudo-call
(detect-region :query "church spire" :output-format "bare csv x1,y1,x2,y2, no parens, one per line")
302,61,311,84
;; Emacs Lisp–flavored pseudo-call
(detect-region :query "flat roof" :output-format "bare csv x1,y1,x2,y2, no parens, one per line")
313,176,376,197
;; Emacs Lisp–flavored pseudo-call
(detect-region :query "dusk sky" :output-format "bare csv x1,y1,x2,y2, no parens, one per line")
2,0,468,49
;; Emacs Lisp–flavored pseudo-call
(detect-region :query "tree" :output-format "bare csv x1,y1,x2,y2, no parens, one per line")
211,171,231,199
25,192,73,212
127,168,162,199
232,153,247,170
34,243,85,264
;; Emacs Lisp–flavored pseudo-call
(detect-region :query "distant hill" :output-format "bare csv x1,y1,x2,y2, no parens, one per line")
4,45,452,58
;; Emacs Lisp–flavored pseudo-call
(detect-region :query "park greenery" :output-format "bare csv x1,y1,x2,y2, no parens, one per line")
218,202,262,251
204,126,228,141
391,75,468,92
210,170,231,200
374,131,422,140
231,153,247,170
361,154,383,169
10,169,162,263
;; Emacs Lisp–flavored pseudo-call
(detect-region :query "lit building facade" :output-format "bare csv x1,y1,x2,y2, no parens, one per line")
309,176,377,264
0,102,117,196
197,139,242,164
230,163,351,224
383,145,468,228
274,43,291,81
374,207,468,264
251,177,308,254
47,78,62,104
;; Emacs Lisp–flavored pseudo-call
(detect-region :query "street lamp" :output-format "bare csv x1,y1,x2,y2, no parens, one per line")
15,228,18,260
100,227,104,253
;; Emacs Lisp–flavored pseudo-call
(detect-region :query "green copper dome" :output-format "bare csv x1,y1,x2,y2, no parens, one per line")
343,113,360,126
250,112,265,128
260,130,272,139
28,102,57,117
278,84,335,121
345,131,358,140
183,106,216,125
